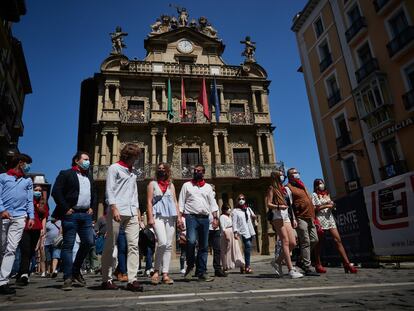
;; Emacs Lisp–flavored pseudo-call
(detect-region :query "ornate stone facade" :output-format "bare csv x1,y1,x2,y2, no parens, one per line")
78,9,282,254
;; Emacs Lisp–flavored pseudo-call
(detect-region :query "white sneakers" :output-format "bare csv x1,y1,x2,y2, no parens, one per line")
180,268,186,275
288,268,304,279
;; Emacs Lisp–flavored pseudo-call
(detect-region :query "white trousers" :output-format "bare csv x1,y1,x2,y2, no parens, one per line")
101,213,140,283
153,216,176,274
0,216,26,286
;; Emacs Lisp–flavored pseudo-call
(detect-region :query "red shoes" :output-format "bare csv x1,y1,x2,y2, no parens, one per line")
344,263,358,274
315,264,327,273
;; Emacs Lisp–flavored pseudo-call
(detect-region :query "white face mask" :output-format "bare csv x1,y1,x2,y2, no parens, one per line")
293,173,300,179
239,199,246,206
279,175,285,182
318,184,325,191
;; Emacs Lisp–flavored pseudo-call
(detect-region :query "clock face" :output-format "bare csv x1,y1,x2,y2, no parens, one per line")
177,40,193,53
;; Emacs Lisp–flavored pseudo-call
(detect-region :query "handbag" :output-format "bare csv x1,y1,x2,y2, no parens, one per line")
52,234,63,248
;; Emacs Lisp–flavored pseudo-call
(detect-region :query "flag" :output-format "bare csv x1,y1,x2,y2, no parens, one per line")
198,77,210,120
181,77,186,118
167,78,173,120
210,76,220,122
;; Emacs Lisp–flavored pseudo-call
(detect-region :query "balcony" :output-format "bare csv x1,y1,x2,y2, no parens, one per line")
93,164,152,181
121,109,147,123
254,112,270,124
402,89,414,111
379,160,408,180
327,90,341,108
319,53,333,73
363,104,393,132
181,112,197,123
345,16,367,43
373,0,389,12
101,109,121,122
355,58,379,83
386,26,414,58
345,178,361,193
336,132,352,149
229,112,254,125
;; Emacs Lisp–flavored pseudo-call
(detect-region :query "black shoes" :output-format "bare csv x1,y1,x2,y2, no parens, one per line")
0,284,16,295
126,281,143,292
16,274,29,286
101,280,119,290
72,273,86,287
214,270,228,277
62,279,72,291
304,270,320,276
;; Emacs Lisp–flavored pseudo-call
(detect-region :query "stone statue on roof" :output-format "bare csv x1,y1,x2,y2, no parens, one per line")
110,26,128,55
176,7,189,26
240,36,256,63
150,18,162,35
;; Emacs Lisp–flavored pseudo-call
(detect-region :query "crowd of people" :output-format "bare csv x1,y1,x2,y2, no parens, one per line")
0,144,357,295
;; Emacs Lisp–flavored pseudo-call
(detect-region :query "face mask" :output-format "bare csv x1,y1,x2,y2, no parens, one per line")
293,173,300,179
157,170,166,178
279,175,285,182
239,199,246,206
193,172,203,180
79,160,90,170
318,184,325,191
33,191,42,198
22,163,31,174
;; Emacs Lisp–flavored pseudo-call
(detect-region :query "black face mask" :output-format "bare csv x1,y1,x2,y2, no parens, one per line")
157,170,166,179
193,172,203,180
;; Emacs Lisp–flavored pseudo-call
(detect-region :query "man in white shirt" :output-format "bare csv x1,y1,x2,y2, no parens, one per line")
101,143,144,292
179,164,219,282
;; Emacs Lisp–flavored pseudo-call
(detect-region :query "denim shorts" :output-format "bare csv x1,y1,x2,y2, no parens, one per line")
45,244,61,261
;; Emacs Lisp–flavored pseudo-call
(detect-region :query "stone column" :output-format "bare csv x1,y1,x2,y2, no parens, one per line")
100,132,107,165
265,133,274,164
252,90,258,113
219,88,225,112
104,84,110,109
228,193,234,209
114,85,120,109
161,86,166,111
161,131,167,163
257,133,264,164
151,132,157,165
94,131,99,164
270,133,277,163
213,133,221,164
223,133,230,164
152,86,157,110
112,132,119,163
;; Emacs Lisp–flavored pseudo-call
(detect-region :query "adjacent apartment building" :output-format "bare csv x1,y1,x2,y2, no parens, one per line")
292,0,414,199
78,10,281,253
0,0,32,171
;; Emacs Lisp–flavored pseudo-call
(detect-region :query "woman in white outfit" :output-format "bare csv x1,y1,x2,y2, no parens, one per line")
147,163,182,285
267,170,303,279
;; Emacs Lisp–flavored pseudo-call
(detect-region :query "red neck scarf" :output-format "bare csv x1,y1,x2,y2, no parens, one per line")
289,178,306,190
316,189,329,196
118,160,132,171
157,179,170,193
278,184,287,195
191,179,206,187
72,166,88,176
7,169,24,179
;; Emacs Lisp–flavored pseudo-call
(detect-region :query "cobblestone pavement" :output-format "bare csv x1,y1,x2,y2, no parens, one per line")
1,256,413,310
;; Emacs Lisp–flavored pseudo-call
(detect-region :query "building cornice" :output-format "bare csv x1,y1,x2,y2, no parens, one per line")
291,0,320,32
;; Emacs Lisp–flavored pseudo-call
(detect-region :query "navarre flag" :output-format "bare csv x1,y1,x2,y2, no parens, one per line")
210,76,220,122
198,77,210,120
181,77,186,118
167,78,173,120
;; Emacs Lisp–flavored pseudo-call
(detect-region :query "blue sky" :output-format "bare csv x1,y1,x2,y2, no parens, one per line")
13,0,322,207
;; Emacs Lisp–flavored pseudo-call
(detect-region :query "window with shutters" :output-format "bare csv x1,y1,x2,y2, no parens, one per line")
181,148,201,178
233,149,252,177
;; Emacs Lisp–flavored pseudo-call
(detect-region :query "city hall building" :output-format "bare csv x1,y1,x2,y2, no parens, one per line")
77,10,281,253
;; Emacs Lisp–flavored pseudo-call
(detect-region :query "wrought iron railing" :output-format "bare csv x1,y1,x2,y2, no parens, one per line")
355,58,379,83
379,160,408,180
336,132,352,149
327,90,341,108
386,26,414,57
319,53,333,73
345,16,367,43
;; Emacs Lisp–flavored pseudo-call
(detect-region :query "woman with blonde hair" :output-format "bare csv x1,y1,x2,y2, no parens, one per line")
147,162,182,285
267,170,303,279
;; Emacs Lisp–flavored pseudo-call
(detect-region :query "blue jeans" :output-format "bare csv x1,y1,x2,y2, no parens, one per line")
61,212,94,280
242,236,252,267
185,214,209,276
117,228,127,274
145,247,153,271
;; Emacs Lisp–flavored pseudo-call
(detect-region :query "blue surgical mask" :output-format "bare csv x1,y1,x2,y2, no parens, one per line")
23,163,31,174
293,173,300,179
79,160,90,170
33,191,42,198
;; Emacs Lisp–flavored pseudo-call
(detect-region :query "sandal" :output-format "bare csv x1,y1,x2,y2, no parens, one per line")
240,266,245,274
151,274,160,285
162,276,174,285
245,267,253,274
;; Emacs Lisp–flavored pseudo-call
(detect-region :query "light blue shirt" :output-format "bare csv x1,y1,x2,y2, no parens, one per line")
0,173,34,219
151,181,177,218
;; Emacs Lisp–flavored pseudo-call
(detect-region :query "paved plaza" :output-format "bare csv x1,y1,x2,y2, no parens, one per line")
0,255,413,310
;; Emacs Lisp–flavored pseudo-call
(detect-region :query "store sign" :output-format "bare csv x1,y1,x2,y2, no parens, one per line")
371,117,414,142
363,172,414,256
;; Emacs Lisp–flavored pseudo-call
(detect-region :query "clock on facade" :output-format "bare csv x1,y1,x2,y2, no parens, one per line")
177,40,193,53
